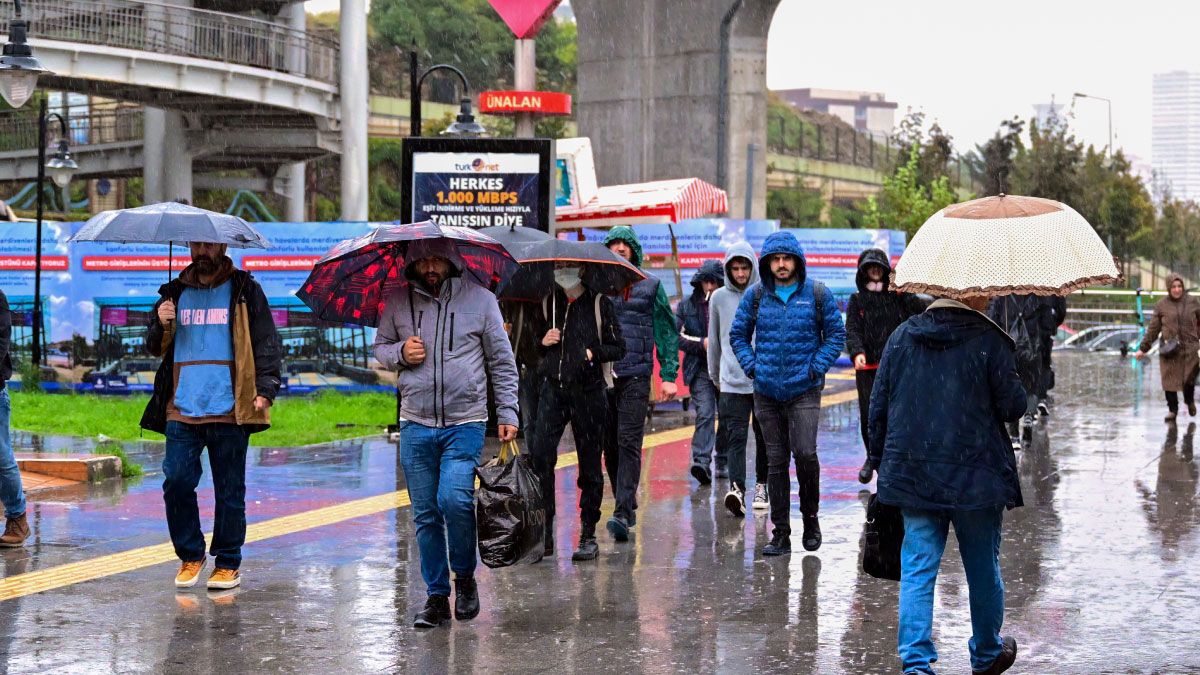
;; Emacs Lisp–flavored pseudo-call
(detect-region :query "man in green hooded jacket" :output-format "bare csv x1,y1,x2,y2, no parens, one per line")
602,226,680,541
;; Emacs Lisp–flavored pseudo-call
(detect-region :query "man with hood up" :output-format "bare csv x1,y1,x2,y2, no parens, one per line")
602,226,680,541
729,231,846,555
868,295,1026,675
844,248,927,484
707,242,769,517
677,260,724,485
374,238,519,629
143,241,282,592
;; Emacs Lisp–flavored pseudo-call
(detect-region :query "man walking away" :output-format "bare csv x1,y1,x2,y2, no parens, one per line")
707,243,768,517
868,295,1025,675
527,262,624,562
374,238,519,628
987,294,1050,448
142,242,282,591
0,289,28,548
602,226,679,541
729,231,846,555
844,248,927,484
1038,295,1067,417
678,260,724,485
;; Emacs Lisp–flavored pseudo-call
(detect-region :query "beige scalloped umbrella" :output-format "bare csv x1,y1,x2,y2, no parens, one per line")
892,194,1122,298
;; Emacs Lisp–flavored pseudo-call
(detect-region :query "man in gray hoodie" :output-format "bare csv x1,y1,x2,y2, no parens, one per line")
374,238,519,629
707,242,768,517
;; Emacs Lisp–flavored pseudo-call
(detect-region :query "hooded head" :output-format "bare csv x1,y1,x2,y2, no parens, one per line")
404,238,465,291
603,226,644,268
690,259,724,298
855,248,892,293
1168,272,1187,301
758,231,806,290
723,241,760,293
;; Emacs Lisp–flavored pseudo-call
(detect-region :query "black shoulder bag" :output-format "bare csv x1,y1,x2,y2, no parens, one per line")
1161,303,1183,358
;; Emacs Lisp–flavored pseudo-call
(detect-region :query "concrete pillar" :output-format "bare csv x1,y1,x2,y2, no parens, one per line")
142,108,192,205
284,2,308,221
339,0,368,222
143,108,166,204
284,1,308,77
513,39,536,137
286,162,306,222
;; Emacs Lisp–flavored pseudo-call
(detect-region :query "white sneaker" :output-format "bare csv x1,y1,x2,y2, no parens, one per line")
724,486,746,518
751,483,769,510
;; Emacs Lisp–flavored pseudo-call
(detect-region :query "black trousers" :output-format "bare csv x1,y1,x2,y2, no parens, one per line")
603,375,651,523
716,391,768,491
754,389,822,538
528,379,607,526
855,368,877,458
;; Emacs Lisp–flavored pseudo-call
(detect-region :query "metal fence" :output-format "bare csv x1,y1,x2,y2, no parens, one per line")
0,106,144,152
0,0,338,84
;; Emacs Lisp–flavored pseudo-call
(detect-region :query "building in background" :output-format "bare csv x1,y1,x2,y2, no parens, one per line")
1153,71,1200,201
773,88,897,137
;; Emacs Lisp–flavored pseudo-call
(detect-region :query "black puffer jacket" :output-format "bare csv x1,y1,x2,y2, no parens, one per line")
532,285,625,386
844,248,927,366
676,260,724,384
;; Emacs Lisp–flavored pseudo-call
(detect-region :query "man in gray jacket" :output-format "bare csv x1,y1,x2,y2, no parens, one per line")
707,242,768,517
374,238,519,629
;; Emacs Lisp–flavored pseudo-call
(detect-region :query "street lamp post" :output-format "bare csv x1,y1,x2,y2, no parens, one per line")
0,0,52,108
407,53,485,137
31,95,77,366
1073,92,1113,158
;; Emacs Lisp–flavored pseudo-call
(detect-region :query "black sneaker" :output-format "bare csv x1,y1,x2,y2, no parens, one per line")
857,458,873,484
690,462,712,486
1190,402,1197,417
606,516,630,541
572,536,598,561
762,534,791,556
413,594,451,628
1037,401,1050,418
801,514,822,551
972,635,1017,675
454,576,479,621
724,485,745,517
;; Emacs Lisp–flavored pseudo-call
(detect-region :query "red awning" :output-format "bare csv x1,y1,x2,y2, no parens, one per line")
556,178,728,225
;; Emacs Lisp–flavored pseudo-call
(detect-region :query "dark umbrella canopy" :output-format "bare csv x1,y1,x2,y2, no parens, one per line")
500,238,646,301
69,202,271,248
477,225,553,256
296,221,518,327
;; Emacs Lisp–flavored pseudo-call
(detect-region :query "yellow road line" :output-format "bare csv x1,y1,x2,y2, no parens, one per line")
0,389,859,601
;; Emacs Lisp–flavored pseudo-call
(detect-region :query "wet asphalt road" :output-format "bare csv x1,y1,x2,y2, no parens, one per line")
1,353,1199,674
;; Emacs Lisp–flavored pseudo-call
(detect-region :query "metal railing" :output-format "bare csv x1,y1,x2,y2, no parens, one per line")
0,0,338,84
0,106,144,152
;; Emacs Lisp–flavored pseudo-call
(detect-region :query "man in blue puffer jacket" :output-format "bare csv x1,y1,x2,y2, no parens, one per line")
729,231,845,556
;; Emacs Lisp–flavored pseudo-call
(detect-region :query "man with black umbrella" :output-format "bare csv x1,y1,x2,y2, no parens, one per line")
527,261,625,562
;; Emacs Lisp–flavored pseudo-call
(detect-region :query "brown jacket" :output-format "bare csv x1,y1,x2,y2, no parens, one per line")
1140,273,1200,392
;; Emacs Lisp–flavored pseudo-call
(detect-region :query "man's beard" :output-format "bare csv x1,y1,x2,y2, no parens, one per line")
422,271,445,291
774,268,795,283
194,255,219,273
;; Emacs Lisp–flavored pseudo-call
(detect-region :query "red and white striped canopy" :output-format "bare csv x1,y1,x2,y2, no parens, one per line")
556,178,729,226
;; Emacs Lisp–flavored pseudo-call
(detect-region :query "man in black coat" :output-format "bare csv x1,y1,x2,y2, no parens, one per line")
844,248,926,484
987,294,1052,447
677,260,724,486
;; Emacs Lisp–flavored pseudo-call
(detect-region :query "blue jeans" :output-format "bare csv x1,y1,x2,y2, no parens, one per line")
400,421,485,597
163,421,249,570
0,389,24,519
688,373,719,468
899,506,1006,674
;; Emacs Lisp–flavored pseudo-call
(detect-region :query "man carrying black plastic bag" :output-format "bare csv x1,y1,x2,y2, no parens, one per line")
476,441,545,568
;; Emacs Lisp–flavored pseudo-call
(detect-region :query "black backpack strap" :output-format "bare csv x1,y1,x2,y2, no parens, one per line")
813,280,825,340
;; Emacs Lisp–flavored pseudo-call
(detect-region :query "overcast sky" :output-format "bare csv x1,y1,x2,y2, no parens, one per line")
308,0,1189,162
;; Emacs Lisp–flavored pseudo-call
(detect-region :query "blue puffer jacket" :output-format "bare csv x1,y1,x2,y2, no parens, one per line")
868,300,1027,511
729,231,846,402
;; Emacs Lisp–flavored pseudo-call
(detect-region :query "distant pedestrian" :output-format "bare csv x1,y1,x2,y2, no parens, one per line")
844,248,926,484
0,289,28,548
1135,273,1200,422
374,238,519,628
988,294,1052,447
707,243,769,516
602,226,679,541
729,231,845,555
142,242,282,591
526,262,624,562
868,295,1025,675
678,260,724,485
1038,295,1067,416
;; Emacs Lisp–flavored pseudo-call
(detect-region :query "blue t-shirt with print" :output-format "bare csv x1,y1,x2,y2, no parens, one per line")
173,281,235,417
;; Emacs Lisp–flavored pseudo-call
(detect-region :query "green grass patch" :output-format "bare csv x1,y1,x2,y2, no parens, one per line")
95,440,144,478
11,390,396,447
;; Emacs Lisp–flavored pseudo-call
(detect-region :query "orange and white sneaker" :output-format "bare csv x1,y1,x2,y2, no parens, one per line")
175,559,206,588
207,567,241,590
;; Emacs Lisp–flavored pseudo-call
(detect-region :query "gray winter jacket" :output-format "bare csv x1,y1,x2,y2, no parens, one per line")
707,242,760,395
374,260,519,429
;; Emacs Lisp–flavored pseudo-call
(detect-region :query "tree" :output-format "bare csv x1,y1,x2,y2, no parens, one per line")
968,116,1024,197
862,145,957,236
1010,111,1083,204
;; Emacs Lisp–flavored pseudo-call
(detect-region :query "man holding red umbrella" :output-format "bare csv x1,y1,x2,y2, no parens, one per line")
373,238,520,629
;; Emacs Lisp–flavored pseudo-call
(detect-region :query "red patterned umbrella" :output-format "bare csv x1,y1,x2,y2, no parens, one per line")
296,221,518,326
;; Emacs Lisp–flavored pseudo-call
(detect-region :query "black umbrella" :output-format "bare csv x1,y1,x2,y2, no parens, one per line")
500,238,646,302
477,225,553,257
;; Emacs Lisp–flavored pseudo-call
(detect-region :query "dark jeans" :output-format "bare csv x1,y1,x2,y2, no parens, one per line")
717,392,767,491
604,375,651,522
754,389,822,538
518,366,543,433
688,373,720,468
163,421,249,570
855,368,877,458
529,379,607,526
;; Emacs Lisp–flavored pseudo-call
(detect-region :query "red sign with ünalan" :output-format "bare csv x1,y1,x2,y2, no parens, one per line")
478,91,571,116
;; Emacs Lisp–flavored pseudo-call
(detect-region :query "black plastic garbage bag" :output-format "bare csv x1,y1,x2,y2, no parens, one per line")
862,493,904,581
476,441,545,568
